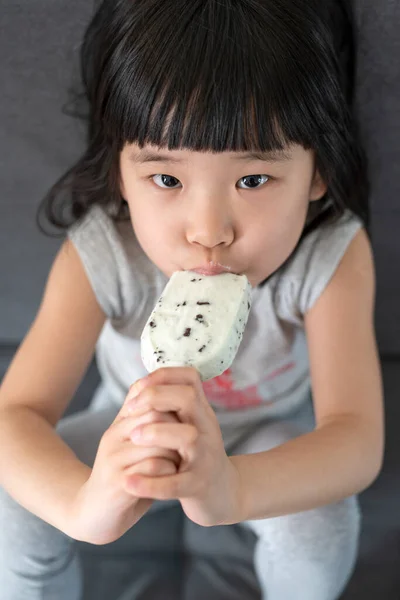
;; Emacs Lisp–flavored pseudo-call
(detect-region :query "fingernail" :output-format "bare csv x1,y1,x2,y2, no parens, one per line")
131,379,145,398
126,381,145,413
130,384,140,399
130,428,142,441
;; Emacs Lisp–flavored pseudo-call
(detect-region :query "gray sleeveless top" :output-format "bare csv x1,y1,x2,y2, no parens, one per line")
68,205,361,431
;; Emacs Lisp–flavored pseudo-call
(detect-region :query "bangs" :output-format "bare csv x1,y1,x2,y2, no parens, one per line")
40,0,368,239
96,0,336,153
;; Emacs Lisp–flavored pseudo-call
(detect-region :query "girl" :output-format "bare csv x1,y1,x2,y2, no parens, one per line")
0,1,384,599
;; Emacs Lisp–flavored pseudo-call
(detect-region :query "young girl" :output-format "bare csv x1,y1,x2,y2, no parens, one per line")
0,1,384,599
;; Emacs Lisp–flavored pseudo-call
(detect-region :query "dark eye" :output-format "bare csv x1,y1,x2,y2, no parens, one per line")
238,175,269,189
152,174,182,189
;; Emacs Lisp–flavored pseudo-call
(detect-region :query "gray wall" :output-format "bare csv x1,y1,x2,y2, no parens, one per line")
351,0,400,355
0,1,92,342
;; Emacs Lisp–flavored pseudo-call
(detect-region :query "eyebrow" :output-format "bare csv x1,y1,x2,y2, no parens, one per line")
129,149,293,164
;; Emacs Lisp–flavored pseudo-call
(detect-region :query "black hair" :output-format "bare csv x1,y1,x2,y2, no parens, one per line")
38,0,369,251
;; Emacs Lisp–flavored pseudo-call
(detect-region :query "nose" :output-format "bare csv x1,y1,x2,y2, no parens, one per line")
185,194,235,249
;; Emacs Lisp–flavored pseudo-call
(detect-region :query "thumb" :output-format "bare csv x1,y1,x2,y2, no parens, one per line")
112,378,147,425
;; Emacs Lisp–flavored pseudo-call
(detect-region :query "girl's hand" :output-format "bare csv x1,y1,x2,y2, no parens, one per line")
124,368,243,527
69,389,180,545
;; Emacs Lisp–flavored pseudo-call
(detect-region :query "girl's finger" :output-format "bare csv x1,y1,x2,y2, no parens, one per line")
130,422,198,459
126,384,198,423
124,457,178,481
129,367,204,404
108,410,177,442
126,408,178,430
126,469,192,501
113,366,199,425
117,439,180,469
112,379,149,424
142,367,202,390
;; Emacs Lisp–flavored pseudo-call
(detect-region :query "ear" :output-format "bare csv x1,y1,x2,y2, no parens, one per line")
118,150,128,200
309,169,328,202
120,182,126,200
119,173,127,200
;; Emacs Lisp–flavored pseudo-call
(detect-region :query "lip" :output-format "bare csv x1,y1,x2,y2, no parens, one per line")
190,264,234,276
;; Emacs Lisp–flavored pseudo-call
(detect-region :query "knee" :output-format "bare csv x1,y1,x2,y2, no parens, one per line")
247,496,361,558
249,498,360,600
0,485,40,535
0,486,72,567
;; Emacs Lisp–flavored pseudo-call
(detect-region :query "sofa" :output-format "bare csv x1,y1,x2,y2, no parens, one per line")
1,1,400,598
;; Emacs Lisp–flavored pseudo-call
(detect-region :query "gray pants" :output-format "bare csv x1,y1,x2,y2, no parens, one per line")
0,399,360,600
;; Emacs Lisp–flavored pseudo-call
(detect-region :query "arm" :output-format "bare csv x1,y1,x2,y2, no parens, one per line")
0,240,106,533
230,228,384,521
0,240,181,543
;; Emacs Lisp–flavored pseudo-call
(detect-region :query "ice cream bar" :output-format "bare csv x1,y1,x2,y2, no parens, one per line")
140,270,252,381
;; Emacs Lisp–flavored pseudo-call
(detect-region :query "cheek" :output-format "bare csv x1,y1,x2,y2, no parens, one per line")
130,205,163,247
272,202,307,243
124,177,157,231
249,196,308,274
120,166,181,274
126,198,179,275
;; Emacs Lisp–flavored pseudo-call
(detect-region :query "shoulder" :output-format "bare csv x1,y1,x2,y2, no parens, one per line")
305,226,375,323
67,205,140,320
68,204,128,255
67,204,167,323
273,211,364,321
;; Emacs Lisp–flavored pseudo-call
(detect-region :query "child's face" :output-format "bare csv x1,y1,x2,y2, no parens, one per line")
119,143,326,287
